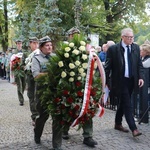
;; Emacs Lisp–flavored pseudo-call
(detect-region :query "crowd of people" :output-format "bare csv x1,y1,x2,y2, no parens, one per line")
0,49,13,81
0,27,150,150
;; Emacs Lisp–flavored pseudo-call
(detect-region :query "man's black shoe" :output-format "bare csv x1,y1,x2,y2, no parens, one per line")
62,132,69,140
34,136,41,144
83,137,98,147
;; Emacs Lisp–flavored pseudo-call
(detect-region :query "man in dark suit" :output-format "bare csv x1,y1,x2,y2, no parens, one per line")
105,28,144,137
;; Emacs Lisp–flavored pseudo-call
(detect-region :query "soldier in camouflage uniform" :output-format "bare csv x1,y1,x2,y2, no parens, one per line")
25,37,39,125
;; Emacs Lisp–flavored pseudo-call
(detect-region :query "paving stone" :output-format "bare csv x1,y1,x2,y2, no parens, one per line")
0,79,150,150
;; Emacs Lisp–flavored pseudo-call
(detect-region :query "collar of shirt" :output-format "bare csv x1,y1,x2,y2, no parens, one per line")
39,50,47,58
18,50,22,53
121,41,131,50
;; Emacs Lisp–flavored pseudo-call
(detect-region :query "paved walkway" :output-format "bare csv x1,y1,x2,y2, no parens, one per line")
0,79,150,150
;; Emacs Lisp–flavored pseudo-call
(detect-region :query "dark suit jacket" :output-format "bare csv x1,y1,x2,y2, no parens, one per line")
104,41,144,97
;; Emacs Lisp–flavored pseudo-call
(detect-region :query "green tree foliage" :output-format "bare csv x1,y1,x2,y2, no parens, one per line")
12,0,64,49
57,0,75,31
0,0,9,52
135,24,150,45
10,0,38,48
1,0,150,49
80,0,150,43
29,0,64,46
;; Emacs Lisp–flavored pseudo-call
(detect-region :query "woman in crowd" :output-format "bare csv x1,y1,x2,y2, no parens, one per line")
139,43,150,123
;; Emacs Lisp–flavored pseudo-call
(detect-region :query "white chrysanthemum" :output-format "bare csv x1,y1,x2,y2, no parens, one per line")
69,42,74,47
79,46,86,51
81,72,86,77
70,71,75,76
82,54,88,60
78,68,84,73
61,71,67,78
64,53,69,58
82,63,88,69
72,49,79,55
63,41,69,44
58,61,64,67
69,77,74,82
65,47,71,52
80,41,86,46
69,63,75,69
75,60,81,66
77,76,82,80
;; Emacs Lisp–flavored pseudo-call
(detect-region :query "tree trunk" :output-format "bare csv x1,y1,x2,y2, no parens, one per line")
1,0,8,52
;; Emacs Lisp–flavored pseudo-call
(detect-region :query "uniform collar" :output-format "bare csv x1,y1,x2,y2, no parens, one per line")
40,50,50,58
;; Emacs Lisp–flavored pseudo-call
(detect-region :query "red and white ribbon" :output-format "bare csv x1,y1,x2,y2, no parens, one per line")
95,103,105,117
71,51,106,127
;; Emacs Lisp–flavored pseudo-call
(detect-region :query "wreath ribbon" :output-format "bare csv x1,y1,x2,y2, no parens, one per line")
71,51,106,127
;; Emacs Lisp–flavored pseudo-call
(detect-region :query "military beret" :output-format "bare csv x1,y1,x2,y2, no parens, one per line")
29,37,38,42
67,27,80,35
39,36,51,46
15,39,23,43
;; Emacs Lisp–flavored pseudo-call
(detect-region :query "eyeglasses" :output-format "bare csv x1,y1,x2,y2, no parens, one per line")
124,36,134,39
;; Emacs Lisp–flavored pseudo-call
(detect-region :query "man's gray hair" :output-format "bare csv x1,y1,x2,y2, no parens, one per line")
121,28,133,36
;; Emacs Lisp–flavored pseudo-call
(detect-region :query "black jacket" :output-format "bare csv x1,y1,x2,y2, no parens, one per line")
104,41,144,97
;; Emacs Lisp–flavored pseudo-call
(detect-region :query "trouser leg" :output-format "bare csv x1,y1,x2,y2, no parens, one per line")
115,100,124,125
123,91,137,131
27,75,38,121
34,102,49,138
82,118,93,138
16,77,24,104
52,116,62,149
120,78,137,131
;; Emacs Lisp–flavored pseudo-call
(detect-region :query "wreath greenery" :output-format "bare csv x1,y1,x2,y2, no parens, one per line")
37,34,103,130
